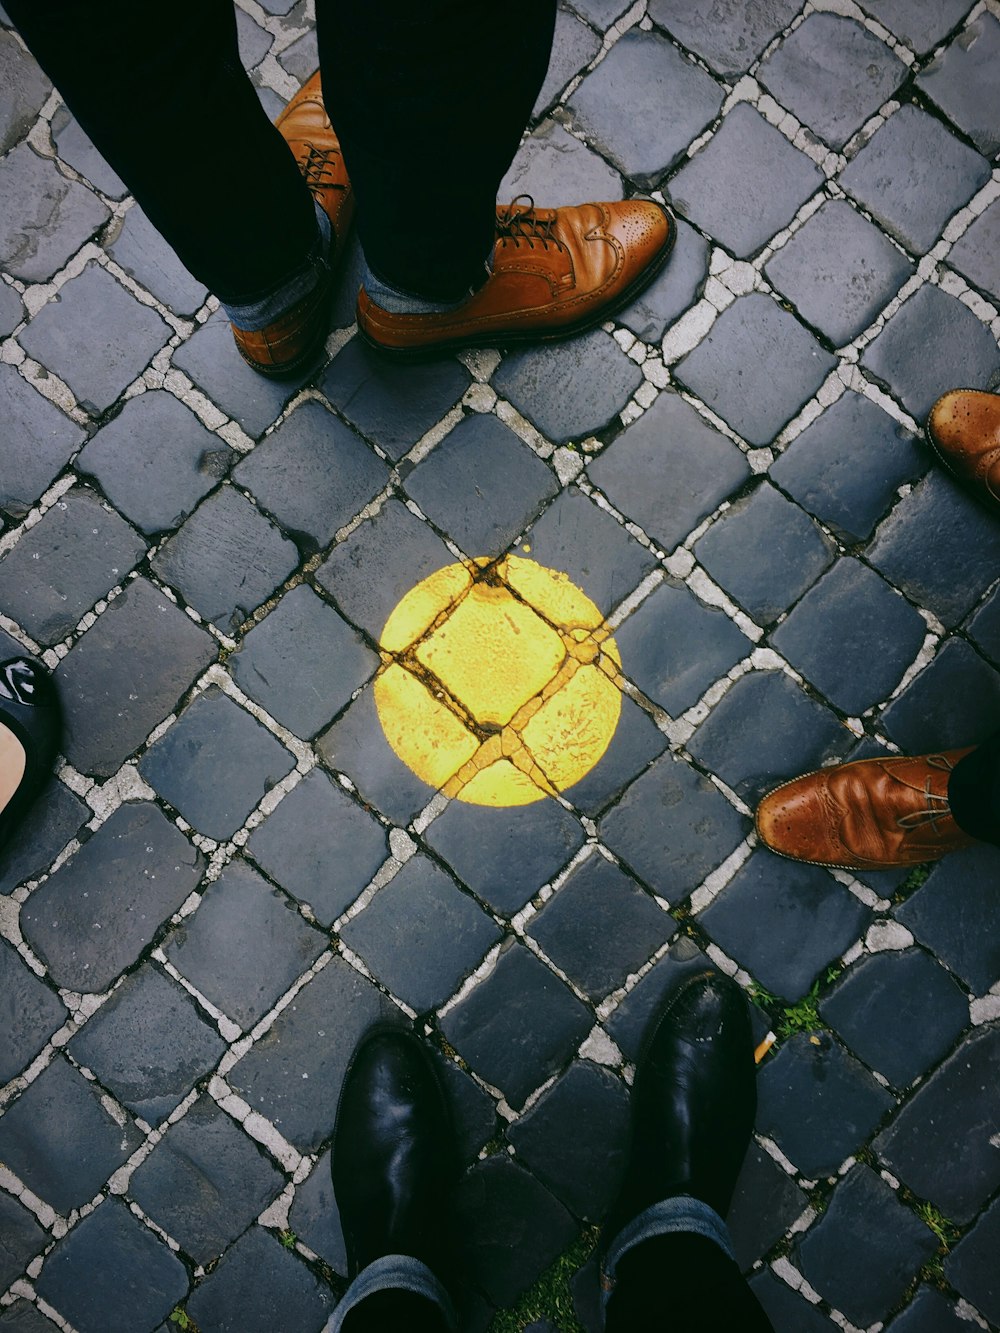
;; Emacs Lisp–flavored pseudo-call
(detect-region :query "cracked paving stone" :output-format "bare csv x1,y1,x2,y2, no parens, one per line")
840,105,990,256
21,801,204,994
246,768,388,927
230,584,377,739
77,390,236,536
227,954,395,1153
945,1195,1000,1327
669,104,823,260
0,278,24,335
0,1302,60,1332
165,857,326,1032
105,205,207,315
895,844,1000,993
527,853,675,1001
342,854,501,1012
69,963,226,1126
821,949,969,1091
947,197,1000,304
617,216,709,343
0,145,108,284
50,107,127,200
967,581,1000,666
675,294,836,448
0,29,50,153
151,484,299,634
234,399,389,550
441,942,592,1110
769,557,927,716
0,776,87,896
277,28,318,83
562,688,668,817
288,1148,347,1276
887,1286,978,1333
185,1227,335,1333
0,936,67,1083
493,330,644,446
567,0,630,26
567,29,724,185
648,0,802,79
56,576,216,778
881,637,1000,753
500,118,620,207
35,1199,188,1333
129,1096,285,1266
0,1182,46,1291
0,362,86,520
532,7,601,116
0,1056,143,1214
856,0,974,54
19,263,170,414
728,1142,809,1272
765,200,914,347
917,12,1000,157
404,412,558,559
769,390,925,543
139,687,296,840
588,389,751,552
615,579,752,713
0,486,147,645
700,850,871,1002
756,1032,894,1178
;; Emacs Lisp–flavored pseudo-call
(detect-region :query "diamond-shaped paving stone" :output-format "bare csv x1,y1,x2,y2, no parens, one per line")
342,854,500,1011
49,107,127,199
948,198,1000,304
56,576,216,777
227,955,394,1153
589,390,751,551
765,200,914,347
106,204,206,313
287,1149,347,1276
688,669,850,805
434,1053,500,1165
493,331,644,445
695,484,835,624
770,558,927,715
527,853,674,1000
500,118,620,206
139,687,295,840
0,145,108,283
21,801,204,993
917,13,1000,156
895,844,1000,992
404,413,557,558
700,851,871,1001
669,104,822,259
0,486,146,645
728,1142,809,1271
0,363,86,519
0,938,66,1083
0,1302,59,1332
617,216,709,343
675,294,836,447
20,264,170,414
862,284,1000,423
166,857,325,1031
77,390,235,536
820,949,969,1089
615,579,751,713
441,942,592,1109
856,0,973,54
567,0,630,27
0,1057,142,1213
276,27,317,81
129,1096,285,1265
769,390,925,542
795,1164,937,1327
749,1269,840,1332
0,777,87,896
0,30,50,153
184,1227,334,1333
567,30,724,185
562,688,668,817
235,7,274,67
246,768,388,926
35,1199,188,1333
0,279,24,336
945,1196,1000,1326
840,105,990,255
881,637,1000,752
759,14,905,150
507,1060,629,1221
532,8,601,116
0,1185,46,1291
887,1286,977,1333
600,752,746,903
648,0,802,78
967,583,1000,666
756,1032,894,1177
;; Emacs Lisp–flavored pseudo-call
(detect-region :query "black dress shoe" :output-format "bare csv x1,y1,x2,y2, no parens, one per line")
0,658,62,854
606,971,756,1237
333,1026,457,1280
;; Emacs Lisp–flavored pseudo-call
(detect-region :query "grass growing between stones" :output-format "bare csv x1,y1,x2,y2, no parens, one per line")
489,1226,600,1332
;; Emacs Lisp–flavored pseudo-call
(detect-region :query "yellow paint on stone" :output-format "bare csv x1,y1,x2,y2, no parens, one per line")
520,664,621,791
373,662,479,789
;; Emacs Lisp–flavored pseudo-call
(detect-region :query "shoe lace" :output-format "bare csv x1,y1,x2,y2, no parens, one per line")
300,141,345,198
496,195,563,251
895,753,956,832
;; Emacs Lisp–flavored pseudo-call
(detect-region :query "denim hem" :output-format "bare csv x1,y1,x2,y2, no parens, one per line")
322,1253,457,1332
223,199,331,330
600,1194,734,1310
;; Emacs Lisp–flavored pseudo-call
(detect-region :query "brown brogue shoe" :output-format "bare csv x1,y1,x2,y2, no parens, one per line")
926,388,1000,517
356,197,675,356
755,749,977,870
232,71,354,378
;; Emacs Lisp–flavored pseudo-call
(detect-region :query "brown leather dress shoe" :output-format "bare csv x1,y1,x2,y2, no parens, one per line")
356,197,675,356
232,71,354,378
926,388,1000,517
755,749,977,870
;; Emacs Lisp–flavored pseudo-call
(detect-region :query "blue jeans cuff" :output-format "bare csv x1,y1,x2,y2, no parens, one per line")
323,1253,457,1332
601,1195,735,1309
223,198,332,330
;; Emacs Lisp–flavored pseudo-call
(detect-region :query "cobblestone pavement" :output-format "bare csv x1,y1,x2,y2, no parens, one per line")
2,1,1000,1330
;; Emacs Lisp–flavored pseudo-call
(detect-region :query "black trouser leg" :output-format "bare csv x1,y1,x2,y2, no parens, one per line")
949,730,1000,848
606,1234,776,1332
316,0,557,300
5,0,317,303
340,1289,450,1333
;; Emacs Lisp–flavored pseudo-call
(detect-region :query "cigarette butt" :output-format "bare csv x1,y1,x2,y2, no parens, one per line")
754,1032,776,1064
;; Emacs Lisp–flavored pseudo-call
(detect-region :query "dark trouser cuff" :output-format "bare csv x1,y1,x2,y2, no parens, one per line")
948,730,1000,847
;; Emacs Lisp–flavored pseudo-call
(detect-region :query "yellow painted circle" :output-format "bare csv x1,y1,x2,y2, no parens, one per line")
374,556,623,807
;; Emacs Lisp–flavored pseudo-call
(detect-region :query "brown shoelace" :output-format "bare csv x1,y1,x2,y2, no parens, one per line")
300,141,346,198
895,753,956,834
497,195,563,251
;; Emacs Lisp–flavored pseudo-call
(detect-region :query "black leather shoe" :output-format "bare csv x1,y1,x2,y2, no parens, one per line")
606,971,756,1237
332,1027,457,1280
0,657,62,854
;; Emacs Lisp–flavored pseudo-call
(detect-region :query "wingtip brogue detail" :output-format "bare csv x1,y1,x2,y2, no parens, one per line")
926,388,1000,514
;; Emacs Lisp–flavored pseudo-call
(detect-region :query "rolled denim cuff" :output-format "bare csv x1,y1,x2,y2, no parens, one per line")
601,1195,734,1309
322,1253,457,1332
223,200,331,331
